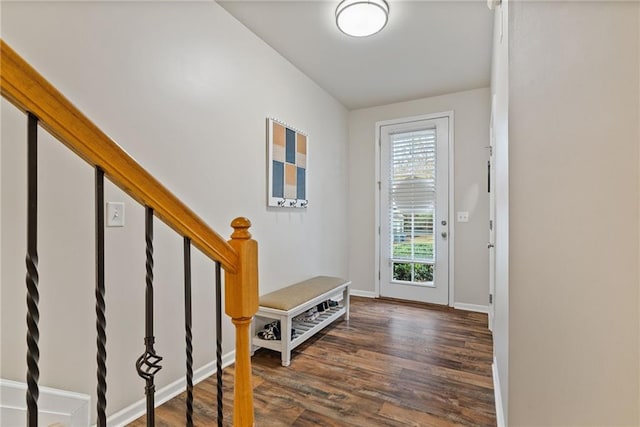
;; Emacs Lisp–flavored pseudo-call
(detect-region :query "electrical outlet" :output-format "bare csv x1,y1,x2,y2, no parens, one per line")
106,202,125,227
456,211,469,222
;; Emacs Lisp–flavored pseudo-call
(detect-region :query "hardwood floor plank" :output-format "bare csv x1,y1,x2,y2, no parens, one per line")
292,410,353,427
128,296,496,426
377,402,466,427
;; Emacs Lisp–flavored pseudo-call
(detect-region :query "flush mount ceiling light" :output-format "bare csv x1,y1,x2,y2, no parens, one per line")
336,0,389,37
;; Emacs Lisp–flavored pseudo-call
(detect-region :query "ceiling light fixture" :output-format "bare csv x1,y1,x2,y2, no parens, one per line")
336,0,389,38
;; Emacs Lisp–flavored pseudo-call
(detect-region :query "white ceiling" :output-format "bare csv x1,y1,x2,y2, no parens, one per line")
217,0,494,110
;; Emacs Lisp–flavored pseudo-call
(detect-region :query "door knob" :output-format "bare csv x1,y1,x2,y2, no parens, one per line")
441,231,447,238
487,243,495,248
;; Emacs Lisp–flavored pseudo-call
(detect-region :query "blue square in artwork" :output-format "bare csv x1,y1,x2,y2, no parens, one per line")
286,128,296,164
297,167,306,200
272,160,284,198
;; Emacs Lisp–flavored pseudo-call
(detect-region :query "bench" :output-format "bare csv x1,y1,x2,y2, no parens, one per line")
252,276,350,366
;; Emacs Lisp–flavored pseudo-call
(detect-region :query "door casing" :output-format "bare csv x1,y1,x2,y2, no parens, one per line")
374,111,455,306
489,96,496,330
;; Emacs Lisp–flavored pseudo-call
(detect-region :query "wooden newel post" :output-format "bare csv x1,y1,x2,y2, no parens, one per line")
225,217,258,427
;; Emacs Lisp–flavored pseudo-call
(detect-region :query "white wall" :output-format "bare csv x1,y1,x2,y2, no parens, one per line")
490,1,509,424
1,1,348,421
508,1,639,425
348,88,490,306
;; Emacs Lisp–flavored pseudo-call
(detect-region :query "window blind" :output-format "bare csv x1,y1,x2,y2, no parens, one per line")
389,128,436,263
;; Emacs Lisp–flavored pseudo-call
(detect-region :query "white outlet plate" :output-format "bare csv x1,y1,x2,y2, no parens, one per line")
106,202,125,227
456,211,469,222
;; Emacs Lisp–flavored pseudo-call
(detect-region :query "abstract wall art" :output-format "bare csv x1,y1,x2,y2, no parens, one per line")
267,118,308,208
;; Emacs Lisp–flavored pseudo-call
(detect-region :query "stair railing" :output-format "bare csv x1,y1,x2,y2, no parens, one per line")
1,40,258,427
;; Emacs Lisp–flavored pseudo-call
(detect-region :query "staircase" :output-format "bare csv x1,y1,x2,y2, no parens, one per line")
1,40,258,427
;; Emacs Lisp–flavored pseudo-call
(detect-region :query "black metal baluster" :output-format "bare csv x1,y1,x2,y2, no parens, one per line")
215,261,223,427
136,207,162,427
184,237,194,427
25,112,39,427
95,167,107,426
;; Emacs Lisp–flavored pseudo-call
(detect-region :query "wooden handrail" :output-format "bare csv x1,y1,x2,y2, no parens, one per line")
0,40,238,273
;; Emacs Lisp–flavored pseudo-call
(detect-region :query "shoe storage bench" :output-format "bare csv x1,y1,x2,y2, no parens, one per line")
252,276,350,367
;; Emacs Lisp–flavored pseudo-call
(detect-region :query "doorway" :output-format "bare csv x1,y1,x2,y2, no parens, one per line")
378,113,452,305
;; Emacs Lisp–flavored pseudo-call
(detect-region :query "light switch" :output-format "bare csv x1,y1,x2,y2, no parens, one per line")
106,202,125,227
456,211,469,222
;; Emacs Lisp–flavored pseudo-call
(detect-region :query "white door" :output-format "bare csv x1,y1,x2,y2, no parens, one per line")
488,98,496,330
379,116,450,305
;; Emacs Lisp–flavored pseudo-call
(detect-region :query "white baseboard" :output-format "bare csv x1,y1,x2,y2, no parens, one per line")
453,302,489,314
492,358,506,427
350,290,378,298
1,378,90,426
106,350,236,426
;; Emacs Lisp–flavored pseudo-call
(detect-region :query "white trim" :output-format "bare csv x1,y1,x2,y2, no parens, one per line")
374,123,381,298
448,113,455,307
350,289,378,298
488,93,497,332
492,358,506,427
375,111,455,305
453,303,489,314
105,350,236,427
1,379,90,426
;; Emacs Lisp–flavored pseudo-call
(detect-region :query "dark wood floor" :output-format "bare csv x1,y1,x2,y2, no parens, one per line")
130,296,496,426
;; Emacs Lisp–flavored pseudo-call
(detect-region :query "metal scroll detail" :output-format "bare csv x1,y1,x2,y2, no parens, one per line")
136,207,163,426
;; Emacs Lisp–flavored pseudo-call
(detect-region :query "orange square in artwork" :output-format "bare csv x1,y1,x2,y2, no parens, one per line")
273,123,285,147
286,163,297,185
297,134,307,154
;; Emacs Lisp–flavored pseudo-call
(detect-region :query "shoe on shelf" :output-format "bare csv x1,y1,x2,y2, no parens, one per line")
257,320,281,340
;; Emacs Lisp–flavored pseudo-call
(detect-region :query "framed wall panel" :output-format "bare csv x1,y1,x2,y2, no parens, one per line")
267,118,308,208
